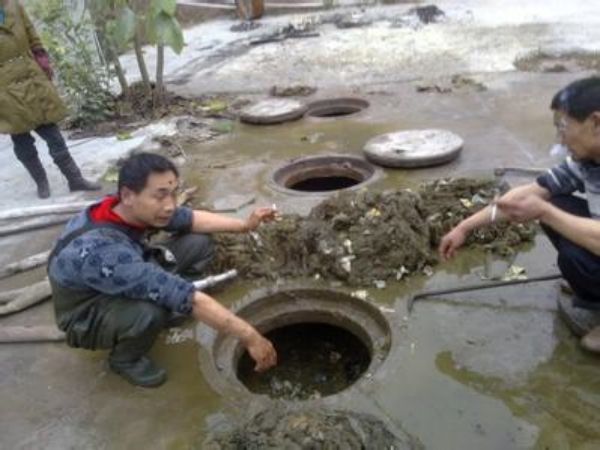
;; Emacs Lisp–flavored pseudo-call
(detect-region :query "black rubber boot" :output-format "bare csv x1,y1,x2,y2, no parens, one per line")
53,153,101,192
109,338,167,388
19,155,51,199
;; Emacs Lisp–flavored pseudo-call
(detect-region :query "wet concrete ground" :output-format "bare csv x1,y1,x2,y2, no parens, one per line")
1,1,600,449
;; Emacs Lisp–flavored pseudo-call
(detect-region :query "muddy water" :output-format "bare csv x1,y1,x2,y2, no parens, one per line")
237,323,370,400
169,91,600,448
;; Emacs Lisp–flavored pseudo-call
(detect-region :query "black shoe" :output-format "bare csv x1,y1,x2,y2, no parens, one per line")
109,355,167,387
68,177,101,192
18,155,51,199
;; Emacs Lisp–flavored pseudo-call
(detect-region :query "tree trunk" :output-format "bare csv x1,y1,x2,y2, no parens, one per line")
134,32,152,96
154,44,165,110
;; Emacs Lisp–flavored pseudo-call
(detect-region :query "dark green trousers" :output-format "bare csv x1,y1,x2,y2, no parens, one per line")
52,233,214,352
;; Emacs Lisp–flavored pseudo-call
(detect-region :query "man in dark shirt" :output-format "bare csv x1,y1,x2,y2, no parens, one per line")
48,152,277,387
439,77,600,354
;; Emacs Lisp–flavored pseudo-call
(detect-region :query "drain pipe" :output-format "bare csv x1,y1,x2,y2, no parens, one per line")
406,272,563,314
193,269,239,290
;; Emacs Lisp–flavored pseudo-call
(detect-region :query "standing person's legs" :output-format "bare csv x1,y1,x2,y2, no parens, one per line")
10,130,50,198
35,123,101,192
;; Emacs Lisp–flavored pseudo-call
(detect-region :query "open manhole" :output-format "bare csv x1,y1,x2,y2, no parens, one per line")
197,288,392,401
270,155,380,195
307,98,369,118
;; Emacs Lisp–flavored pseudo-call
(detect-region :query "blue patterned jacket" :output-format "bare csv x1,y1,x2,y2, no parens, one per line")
48,200,196,314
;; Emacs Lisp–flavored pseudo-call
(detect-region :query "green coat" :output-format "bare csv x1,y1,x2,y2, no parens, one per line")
0,0,66,135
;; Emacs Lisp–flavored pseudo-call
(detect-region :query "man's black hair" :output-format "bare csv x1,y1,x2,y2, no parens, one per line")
550,77,600,121
118,152,178,196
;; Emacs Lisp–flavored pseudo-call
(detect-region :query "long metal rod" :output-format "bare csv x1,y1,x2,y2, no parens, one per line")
406,272,562,314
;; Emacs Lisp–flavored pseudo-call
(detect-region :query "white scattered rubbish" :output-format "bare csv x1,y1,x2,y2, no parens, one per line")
351,290,369,300
396,265,410,280
374,280,387,289
379,306,395,313
165,327,194,345
502,265,528,281
422,265,434,277
410,342,416,354
342,238,353,254
340,255,355,273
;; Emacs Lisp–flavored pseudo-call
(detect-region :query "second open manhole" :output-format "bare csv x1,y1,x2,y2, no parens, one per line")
270,155,380,195
307,98,369,118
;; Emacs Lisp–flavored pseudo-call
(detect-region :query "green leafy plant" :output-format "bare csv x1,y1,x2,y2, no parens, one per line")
29,0,115,128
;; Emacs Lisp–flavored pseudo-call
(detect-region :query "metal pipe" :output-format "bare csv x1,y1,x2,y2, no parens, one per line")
406,272,562,314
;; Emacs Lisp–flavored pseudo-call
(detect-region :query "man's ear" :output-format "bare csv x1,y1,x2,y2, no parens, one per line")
591,111,600,136
119,187,136,206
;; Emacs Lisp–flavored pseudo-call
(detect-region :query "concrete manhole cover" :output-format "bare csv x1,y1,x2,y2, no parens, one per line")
197,288,391,401
270,155,380,195
239,98,308,125
363,129,464,168
306,98,369,118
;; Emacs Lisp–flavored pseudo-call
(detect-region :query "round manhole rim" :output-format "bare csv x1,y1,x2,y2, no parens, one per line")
269,154,382,196
306,97,370,118
197,287,392,401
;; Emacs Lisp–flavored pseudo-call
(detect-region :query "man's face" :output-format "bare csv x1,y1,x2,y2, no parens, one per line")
554,110,600,162
121,170,179,228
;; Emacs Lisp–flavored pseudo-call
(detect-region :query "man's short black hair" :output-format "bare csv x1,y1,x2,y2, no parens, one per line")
551,76,600,121
118,152,178,196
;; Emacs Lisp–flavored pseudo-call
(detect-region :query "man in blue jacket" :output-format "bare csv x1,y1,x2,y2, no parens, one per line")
48,152,277,387
440,76,600,354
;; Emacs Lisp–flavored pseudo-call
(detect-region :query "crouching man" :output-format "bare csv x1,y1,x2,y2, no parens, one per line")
48,152,277,387
439,77,600,354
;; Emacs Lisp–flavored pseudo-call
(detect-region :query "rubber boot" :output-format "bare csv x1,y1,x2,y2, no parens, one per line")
53,153,101,192
18,155,51,199
108,337,167,388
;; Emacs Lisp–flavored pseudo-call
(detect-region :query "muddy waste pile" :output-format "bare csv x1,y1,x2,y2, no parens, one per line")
203,404,422,450
210,178,536,286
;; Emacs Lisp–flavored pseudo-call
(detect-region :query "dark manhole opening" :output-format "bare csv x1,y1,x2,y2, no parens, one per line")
290,175,360,192
307,98,369,118
271,155,378,195
237,323,371,400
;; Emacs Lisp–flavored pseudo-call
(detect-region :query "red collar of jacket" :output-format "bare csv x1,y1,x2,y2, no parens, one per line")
89,195,146,230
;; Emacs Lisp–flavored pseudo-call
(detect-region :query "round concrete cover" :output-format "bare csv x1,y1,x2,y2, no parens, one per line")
363,129,464,168
239,98,308,124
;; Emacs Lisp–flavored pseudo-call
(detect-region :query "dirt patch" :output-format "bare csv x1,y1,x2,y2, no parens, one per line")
514,51,600,73
202,404,422,450
210,178,536,286
68,83,249,140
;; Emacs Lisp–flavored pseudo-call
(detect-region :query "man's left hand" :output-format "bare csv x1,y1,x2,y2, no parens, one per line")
244,207,277,231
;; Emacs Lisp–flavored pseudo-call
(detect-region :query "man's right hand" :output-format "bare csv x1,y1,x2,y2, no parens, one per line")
243,332,277,372
439,226,467,261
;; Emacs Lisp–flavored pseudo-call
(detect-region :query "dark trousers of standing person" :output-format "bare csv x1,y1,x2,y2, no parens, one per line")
540,195,600,310
10,123,100,199
51,233,215,387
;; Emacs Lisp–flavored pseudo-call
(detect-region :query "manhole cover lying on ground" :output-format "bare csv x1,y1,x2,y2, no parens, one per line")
239,98,308,125
363,129,463,168
197,288,391,401
307,98,369,118
270,155,380,195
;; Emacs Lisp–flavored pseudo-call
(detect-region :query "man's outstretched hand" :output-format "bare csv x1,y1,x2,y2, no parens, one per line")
244,207,277,231
243,331,277,372
439,226,467,261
